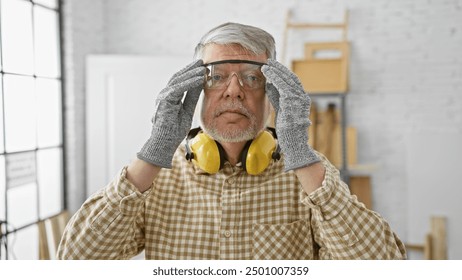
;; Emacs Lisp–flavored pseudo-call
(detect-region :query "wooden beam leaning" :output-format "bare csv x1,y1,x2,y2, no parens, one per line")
431,216,447,260
404,216,447,259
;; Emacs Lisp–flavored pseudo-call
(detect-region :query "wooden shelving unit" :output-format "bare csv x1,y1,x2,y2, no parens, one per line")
282,9,375,209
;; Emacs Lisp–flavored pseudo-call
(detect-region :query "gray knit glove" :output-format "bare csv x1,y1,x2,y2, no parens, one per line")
137,59,205,168
261,59,320,171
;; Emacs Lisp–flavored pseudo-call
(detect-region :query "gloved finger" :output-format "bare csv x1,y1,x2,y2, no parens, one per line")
265,83,280,112
168,65,205,87
262,64,302,98
159,74,205,102
181,85,203,119
263,67,312,120
263,67,305,98
167,59,203,85
263,67,308,103
266,59,304,89
265,63,307,102
151,76,202,125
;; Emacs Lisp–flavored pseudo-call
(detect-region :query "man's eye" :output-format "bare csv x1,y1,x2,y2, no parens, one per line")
244,74,260,82
211,74,224,81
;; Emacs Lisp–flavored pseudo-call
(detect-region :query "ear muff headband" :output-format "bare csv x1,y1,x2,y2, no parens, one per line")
185,127,280,175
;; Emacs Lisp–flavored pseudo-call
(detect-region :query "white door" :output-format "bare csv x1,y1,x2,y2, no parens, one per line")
85,55,198,196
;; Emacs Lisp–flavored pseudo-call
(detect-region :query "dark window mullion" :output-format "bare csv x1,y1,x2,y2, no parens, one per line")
28,0,42,226
0,0,9,261
0,71,61,81
57,0,65,211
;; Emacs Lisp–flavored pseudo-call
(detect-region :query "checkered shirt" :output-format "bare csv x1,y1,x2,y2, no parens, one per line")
57,147,406,259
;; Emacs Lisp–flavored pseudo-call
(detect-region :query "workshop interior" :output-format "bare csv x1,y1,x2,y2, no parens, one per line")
0,0,461,260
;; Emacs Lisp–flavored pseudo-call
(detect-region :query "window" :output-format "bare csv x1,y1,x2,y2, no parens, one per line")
0,0,64,260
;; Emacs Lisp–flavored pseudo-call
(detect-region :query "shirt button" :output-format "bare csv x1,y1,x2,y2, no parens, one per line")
223,231,232,238
227,178,235,184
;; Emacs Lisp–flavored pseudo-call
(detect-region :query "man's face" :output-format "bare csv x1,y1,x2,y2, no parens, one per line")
200,44,271,143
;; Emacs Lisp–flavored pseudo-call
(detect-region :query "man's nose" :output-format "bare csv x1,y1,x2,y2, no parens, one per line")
224,73,244,99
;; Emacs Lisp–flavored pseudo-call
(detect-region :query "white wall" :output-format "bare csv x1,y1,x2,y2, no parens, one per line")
62,0,105,211
63,0,462,258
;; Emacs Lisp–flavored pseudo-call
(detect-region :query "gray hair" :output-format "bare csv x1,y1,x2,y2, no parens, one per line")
194,22,276,60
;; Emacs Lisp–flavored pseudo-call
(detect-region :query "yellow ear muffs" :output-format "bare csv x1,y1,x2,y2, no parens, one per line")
185,127,280,175
240,130,279,175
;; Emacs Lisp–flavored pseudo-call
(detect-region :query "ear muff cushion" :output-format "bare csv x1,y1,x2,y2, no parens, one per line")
244,130,277,175
189,132,225,174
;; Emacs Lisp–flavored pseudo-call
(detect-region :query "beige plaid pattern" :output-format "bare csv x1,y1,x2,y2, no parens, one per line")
57,147,406,260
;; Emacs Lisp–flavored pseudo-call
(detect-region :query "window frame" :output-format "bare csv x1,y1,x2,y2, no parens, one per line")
0,0,66,260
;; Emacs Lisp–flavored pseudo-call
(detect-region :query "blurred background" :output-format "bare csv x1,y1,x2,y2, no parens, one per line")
0,0,461,260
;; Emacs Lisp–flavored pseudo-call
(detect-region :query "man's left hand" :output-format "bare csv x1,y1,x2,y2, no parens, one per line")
261,59,320,171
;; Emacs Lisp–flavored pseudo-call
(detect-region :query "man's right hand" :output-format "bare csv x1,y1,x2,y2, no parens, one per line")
137,59,205,168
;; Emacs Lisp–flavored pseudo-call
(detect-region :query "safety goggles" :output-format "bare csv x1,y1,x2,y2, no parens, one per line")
203,60,266,90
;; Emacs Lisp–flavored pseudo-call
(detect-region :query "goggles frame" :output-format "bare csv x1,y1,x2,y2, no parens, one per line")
203,59,267,90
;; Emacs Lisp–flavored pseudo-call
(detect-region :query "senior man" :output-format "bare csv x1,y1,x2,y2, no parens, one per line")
57,22,406,260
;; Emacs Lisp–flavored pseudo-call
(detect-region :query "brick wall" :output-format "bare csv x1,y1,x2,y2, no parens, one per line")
62,0,105,212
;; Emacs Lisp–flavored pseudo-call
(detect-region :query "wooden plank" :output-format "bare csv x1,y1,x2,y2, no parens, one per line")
424,233,433,260
314,104,336,160
431,216,447,259
332,126,358,167
37,221,50,260
327,108,357,168
347,126,357,166
292,41,349,94
349,176,372,209
50,211,70,251
308,101,317,148
330,109,342,166
293,59,348,93
324,103,336,162
310,105,358,168
405,243,425,252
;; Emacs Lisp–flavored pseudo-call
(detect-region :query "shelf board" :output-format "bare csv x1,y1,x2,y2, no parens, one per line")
346,163,379,175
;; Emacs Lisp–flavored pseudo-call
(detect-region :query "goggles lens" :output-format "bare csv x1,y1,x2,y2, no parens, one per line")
204,60,266,90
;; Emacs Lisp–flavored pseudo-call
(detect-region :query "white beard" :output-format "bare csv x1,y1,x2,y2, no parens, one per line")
201,101,260,142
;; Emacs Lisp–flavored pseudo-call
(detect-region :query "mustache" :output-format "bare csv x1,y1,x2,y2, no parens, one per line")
214,101,252,118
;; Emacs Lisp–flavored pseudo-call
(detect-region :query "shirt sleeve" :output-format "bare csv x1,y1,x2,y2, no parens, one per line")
56,167,149,259
300,153,407,259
